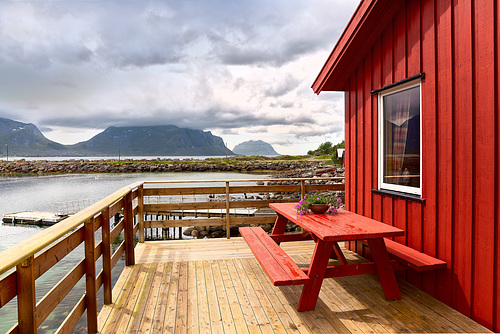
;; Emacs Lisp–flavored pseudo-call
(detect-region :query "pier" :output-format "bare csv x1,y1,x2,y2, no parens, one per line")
2,211,68,225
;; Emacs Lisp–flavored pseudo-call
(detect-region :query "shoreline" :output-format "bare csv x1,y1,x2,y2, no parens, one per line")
0,157,340,176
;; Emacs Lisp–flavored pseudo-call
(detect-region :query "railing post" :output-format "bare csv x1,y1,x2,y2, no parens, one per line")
124,191,135,266
17,255,36,334
300,180,306,199
138,185,145,243
84,217,98,333
225,182,230,239
101,208,112,305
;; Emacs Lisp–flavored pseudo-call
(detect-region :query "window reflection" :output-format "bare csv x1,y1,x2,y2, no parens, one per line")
382,86,420,188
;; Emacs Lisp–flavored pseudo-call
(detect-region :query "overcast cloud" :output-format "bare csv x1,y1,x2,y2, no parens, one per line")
0,0,358,155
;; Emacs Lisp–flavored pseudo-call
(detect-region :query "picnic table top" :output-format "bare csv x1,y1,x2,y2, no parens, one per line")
269,203,404,242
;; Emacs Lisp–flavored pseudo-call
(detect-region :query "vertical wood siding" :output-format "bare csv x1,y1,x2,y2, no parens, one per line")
343,0,499,331
495,0,500,327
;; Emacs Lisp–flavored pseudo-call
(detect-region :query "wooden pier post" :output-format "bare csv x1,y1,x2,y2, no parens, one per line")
138,185,145,243
123,192,135,266
17,255,36,334
84,217,98,333
101,208,112,305
300,180,306,199
225,182,230,239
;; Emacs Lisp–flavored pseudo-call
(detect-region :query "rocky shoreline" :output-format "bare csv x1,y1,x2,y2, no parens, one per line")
0,157,340,175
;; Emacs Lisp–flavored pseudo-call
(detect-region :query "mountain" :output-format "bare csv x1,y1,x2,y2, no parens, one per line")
0,118,233,156
232,140,279,156
0,118,67,156
69,125,233,156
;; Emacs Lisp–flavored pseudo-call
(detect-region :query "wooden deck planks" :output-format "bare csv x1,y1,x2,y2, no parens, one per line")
240,258,288,334
126,262,157,333
217,259,250,334
244,257,305,333
175,262,189,333
204,260,224,333
186,262,198,334
211,260,236,333
164,262,181,332
98,238,491,333
232,258,274,333
150,262,173,333
225,258,262,334
139,262,165,334
194,261,211,333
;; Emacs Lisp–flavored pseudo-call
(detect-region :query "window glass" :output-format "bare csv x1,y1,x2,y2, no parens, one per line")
380,84,421,194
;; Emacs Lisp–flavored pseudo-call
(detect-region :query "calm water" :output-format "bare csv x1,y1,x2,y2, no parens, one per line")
0,171,270,333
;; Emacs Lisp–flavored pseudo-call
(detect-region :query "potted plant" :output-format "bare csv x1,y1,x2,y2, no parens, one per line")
295,191,343,215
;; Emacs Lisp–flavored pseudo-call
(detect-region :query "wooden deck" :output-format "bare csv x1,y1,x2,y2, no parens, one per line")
97,239,491,333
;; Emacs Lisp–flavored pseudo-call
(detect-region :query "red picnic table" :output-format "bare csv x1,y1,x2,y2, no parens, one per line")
240,202,405,311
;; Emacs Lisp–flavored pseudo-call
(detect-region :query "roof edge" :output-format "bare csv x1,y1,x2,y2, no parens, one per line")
312,0,398,93
311,0,373,94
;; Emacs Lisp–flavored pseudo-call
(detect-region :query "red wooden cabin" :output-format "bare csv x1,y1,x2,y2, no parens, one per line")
312,0,499,331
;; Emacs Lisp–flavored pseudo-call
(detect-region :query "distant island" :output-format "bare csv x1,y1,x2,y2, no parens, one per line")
232,140,279,156
0,118,233,156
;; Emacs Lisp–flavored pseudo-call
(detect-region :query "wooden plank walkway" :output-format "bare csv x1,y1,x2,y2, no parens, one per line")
98,238,491,333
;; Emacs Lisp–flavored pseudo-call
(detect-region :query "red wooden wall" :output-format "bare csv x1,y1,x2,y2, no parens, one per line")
343,0,499,331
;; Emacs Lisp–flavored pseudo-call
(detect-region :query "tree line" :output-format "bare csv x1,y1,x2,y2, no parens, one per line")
307,140,345,164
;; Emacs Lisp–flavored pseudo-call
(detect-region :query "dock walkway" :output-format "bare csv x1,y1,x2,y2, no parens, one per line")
97,238,490,333
1,211,67,225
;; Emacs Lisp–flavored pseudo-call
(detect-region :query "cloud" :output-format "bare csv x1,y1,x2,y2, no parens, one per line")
268,139,293,146
0,0,358,154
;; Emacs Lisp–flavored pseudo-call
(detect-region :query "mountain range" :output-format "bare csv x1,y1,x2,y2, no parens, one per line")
0,118,233,157
233,140,280,156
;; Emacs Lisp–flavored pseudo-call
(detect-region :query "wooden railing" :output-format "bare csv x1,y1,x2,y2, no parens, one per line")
141,178,345,240
0,177,344,333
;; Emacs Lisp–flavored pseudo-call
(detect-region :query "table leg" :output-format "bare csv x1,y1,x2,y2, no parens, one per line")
367,238,401,300
331,242,349,265
270,214,288,245
297,240,333,311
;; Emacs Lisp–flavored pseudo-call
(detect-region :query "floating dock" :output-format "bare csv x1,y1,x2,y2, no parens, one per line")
2,208,259,227
2,211,68,226
146,208,259,218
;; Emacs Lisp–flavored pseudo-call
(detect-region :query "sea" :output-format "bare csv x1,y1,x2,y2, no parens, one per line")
0,160,271,333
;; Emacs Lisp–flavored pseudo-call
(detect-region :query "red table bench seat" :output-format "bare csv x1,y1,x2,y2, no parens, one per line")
362,238,446,271
239,227,309,286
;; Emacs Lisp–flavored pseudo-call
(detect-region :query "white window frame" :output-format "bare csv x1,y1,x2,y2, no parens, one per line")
378,80,422,196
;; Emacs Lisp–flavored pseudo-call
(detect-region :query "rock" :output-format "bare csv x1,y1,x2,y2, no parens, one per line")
183,227,194,236
261,224,272,232
210,230,224,238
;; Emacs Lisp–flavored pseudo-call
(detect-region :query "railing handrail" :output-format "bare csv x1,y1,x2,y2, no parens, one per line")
0,181,144,277
142,176,344,185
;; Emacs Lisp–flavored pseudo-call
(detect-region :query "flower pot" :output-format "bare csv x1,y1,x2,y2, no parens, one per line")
309,204,330,214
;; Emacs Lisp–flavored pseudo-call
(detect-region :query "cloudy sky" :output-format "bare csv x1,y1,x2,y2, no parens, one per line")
0,0,358,155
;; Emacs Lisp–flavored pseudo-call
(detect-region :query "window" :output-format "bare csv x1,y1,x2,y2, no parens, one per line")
378,80,421,196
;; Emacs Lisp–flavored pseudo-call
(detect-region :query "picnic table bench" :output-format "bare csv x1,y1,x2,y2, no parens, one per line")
240,203,446,311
